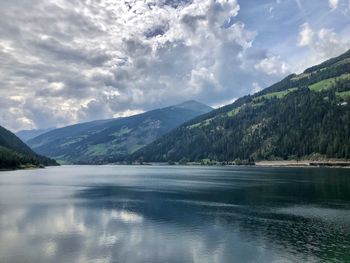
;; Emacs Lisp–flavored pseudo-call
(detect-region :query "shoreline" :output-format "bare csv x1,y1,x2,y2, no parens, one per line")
146,160,350,168
3,162,350,170
0,164,49,172
116,160,350,168
255,160,350,168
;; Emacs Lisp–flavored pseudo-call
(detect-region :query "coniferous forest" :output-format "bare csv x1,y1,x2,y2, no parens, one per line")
130,50,350,163
0,126,58,169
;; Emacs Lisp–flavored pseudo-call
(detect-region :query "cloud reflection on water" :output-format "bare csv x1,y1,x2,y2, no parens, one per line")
0,196,318,263
0,165,349,263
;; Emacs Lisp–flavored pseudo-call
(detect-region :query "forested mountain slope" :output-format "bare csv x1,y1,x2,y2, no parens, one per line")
131,50,350,162
28,100,212,164
0,125,58,169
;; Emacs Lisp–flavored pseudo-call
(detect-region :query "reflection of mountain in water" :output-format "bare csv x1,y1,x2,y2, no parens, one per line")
0,166,349,263
74,168,350,263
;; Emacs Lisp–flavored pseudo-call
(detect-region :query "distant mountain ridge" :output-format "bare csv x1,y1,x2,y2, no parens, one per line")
28,100,213,164
16,128,55,142
130,49,350,163
0,125,58,169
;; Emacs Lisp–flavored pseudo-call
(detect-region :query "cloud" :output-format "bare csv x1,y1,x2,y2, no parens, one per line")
329,0,339,10
0,0,307,131
298,23,315,47
251,82,262,93
254,55,289,75
297,22,350,67
294,0,303,10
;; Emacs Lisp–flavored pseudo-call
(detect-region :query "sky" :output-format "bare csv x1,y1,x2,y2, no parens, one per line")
0,0,349,132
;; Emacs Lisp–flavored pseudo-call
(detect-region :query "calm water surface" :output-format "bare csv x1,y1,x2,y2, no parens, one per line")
0,165,349,263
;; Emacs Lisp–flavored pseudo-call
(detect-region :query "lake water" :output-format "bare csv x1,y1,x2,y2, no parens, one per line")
0,165,349,263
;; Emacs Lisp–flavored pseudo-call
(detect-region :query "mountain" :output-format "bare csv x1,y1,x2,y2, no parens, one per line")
131,49,350,163
16,128,54,142
28,100,213,164
0,125,58,169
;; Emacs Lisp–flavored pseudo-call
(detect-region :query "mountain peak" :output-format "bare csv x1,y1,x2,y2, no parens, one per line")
27,100,213,164
16,128,55,142
172,100,213,113
131,50,350,163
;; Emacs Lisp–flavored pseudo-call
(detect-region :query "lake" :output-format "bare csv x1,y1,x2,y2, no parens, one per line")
0,165,349,263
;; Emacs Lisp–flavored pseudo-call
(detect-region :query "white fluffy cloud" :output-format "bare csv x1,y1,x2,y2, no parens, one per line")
0,0,293,131
329,0,339,9
254,55,289,75
298,23,315,47
297,22,350,67
327,0,350,12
